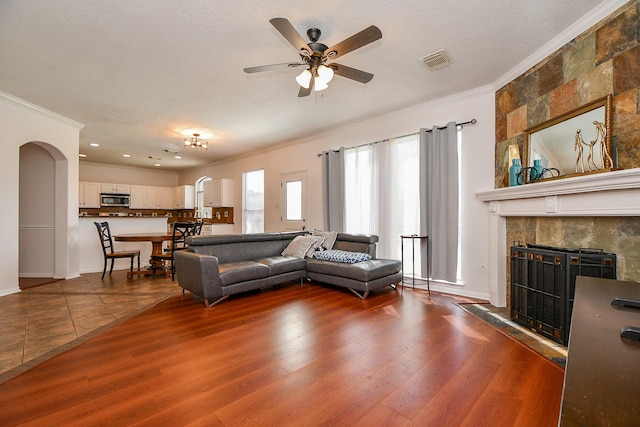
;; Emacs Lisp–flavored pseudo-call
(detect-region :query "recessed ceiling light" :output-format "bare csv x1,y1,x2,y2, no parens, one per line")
174,155,182,159
122,154,131,158
89,143,99,147
154,163,161,167
79,154,87,158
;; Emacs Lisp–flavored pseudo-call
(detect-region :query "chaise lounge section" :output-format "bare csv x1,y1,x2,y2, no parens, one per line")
174,231,402,307
306,233,403,300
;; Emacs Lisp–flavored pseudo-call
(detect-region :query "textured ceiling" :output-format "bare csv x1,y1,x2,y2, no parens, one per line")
0,0,608,171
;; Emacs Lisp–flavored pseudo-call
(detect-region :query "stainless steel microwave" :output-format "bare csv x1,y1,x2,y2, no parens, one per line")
100,193,130,207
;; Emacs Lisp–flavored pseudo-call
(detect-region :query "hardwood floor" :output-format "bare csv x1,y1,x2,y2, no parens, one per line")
0,283,564,426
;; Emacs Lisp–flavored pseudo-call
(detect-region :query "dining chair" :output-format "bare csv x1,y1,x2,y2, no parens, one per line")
94,221,141,279
194,220,204,235
151,221,197,280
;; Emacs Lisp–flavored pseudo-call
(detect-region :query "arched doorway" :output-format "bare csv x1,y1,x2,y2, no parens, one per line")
19,142,69,281
195,176,212,219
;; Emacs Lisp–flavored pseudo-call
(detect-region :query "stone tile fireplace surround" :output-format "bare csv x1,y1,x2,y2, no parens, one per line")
487,2,640,308
477,168,640,307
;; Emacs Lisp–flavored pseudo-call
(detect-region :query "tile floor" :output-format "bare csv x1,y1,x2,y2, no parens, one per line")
0,271,180,383
458,303,568,367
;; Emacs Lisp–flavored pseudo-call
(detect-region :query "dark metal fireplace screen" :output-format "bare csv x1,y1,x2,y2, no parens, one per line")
510,243,616,345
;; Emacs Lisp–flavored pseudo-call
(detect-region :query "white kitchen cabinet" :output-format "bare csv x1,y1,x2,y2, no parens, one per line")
174,185,195,209
79,181,101,208
203,180,213,207
162,187,175,209
129,185,148,209
146,186,160,209
101,183,131,194
203,178,233,207
146,186,174,209
200,223,235,235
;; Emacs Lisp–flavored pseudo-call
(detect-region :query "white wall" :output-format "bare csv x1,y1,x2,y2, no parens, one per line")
80,162,179,187
180,86,496,300
0,91,83,297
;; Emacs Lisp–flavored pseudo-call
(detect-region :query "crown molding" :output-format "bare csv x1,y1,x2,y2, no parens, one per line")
0,90,84,130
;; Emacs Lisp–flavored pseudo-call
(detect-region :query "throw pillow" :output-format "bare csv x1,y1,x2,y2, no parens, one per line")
313,249,372,264
313,229,337,250
282,235,317,259
305,235,325,258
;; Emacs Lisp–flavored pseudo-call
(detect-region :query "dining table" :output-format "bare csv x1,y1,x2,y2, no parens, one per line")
114,232,173,277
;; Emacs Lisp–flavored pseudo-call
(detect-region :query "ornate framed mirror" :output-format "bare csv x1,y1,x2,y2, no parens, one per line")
525,94,614,181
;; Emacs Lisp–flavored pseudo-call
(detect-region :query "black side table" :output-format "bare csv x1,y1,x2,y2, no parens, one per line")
400,235,430,294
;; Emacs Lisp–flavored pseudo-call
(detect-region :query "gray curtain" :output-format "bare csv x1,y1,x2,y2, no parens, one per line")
321,148,345,232
419,122,459,283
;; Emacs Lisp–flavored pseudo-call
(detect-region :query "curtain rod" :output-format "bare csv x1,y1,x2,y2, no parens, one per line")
317,118,477,157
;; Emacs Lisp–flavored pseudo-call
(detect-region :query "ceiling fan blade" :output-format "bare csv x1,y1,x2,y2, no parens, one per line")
325,25,382,60
330,63,374,84
297,86,312,97
243,62,304,74
270,18,313,57
298,77,314,97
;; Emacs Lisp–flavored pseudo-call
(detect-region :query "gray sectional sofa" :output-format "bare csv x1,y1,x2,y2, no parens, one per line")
174,231,402,307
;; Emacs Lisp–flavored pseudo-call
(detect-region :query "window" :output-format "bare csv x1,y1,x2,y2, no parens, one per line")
286,181,302,220
280,171,307,231
344,135,419,265
343,130,462,282
243,169,264,233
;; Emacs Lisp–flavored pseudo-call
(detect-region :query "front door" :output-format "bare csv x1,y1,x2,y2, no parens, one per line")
280,171,307,231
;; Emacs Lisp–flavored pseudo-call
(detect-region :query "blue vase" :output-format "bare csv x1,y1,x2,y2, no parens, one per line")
509,159,521,186
531,159,543,181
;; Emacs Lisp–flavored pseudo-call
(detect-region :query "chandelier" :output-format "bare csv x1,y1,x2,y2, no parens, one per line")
184,133,208,151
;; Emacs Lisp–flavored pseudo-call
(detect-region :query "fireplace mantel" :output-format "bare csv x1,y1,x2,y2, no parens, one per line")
476,168,640,307
477,168,640,217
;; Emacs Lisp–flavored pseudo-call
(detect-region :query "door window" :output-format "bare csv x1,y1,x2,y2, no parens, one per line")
280,171,307,231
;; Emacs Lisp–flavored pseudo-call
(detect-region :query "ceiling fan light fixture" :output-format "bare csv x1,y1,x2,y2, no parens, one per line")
295,69,312,88
316,65,334,84
313,78,329,91
249,18,381,97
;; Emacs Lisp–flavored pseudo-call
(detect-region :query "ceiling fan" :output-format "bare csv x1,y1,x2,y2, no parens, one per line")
243,18,382,97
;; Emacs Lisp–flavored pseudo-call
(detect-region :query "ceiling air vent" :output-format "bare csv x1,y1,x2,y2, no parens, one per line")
420,49,451,70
